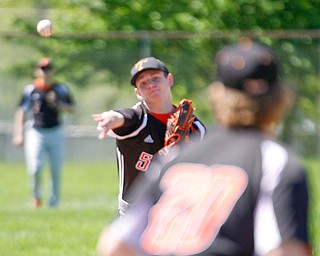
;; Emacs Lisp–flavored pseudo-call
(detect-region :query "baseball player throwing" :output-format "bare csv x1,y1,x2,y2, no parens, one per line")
92,57,206,216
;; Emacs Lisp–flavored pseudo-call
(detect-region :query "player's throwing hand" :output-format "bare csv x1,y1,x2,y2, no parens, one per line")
92,111,125,140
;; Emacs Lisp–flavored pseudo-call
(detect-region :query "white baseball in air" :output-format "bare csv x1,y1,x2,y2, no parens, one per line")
37,19,53,37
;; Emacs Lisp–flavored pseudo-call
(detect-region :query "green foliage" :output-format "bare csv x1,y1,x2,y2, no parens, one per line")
218,0,320,30
2,1,320,153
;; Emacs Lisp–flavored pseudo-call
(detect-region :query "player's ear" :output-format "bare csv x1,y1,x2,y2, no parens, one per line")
167,73,174,87
135,87,143,100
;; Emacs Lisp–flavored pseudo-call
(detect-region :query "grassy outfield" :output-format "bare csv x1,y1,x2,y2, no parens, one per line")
0,162,119,256
0,160,319,255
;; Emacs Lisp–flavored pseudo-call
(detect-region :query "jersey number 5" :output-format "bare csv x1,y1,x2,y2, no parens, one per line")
135,152,153,172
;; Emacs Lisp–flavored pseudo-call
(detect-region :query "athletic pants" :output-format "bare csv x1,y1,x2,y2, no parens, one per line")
24,125,64,207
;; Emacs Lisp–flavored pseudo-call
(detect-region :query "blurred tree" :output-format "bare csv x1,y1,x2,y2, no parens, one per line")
2,0,320,150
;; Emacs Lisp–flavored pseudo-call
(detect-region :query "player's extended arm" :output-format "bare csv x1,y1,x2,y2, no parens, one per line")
12,108,25,147
92,110,125,140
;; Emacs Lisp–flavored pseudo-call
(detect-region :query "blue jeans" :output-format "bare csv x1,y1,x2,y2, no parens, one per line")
24,125,64,207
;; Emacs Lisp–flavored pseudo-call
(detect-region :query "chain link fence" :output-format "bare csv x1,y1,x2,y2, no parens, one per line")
1,29,320,161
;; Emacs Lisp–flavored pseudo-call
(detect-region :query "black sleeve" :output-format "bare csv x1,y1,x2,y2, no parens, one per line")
112,107,144,135
273,162,310,244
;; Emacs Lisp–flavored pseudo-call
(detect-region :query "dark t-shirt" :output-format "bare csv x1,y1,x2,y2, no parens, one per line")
19,83,74,128
114,126,310,255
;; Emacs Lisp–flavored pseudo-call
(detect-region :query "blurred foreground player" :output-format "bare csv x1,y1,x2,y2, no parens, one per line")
96,39,312,256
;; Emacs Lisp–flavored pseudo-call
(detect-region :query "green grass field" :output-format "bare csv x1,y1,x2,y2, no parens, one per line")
0,160,319,255
0,162,119,256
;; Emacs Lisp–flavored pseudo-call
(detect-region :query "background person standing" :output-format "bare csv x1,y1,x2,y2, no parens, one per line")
13,57,75,208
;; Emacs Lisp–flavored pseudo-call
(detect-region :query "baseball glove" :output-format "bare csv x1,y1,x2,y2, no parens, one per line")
164,98,196,147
